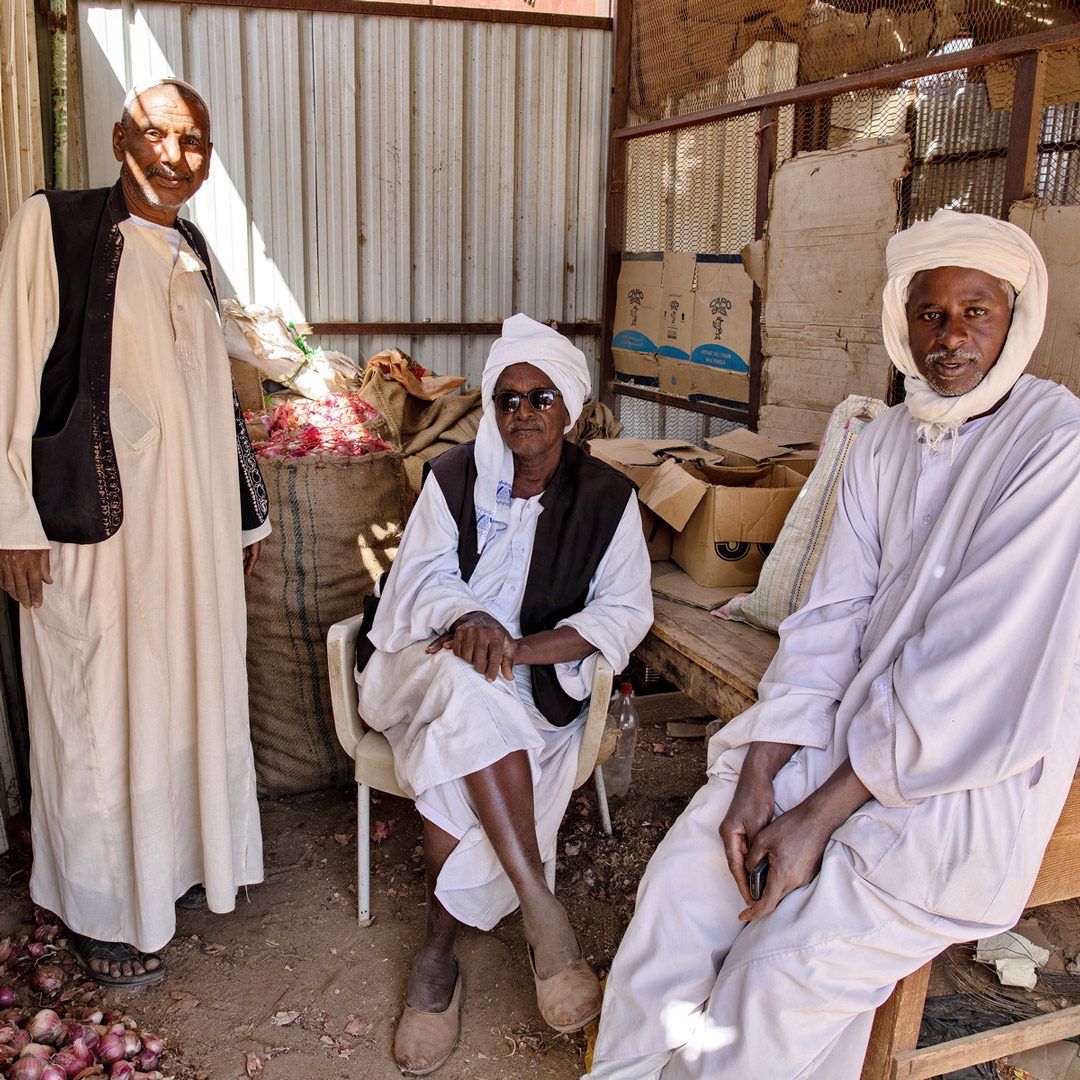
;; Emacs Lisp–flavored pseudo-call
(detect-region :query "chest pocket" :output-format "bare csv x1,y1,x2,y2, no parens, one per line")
109,387,159,453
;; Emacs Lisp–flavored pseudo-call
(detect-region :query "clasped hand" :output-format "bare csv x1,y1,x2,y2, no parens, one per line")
719,768,833,924
426,610,518,682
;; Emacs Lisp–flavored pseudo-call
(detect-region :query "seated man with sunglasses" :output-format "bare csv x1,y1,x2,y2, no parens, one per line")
355,313,653,1076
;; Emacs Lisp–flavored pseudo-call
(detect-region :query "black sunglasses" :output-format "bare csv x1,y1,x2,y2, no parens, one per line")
492,387,562,414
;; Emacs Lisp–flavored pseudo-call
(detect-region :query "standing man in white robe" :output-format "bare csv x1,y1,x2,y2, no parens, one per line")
355,314,653,1075
587,210,1080,1079
0,80,269,986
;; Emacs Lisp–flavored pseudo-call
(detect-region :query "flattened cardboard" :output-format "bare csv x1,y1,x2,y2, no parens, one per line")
691,255,753,373
658,355,750,405
612,348,659,383
706,429,819,476
760,138,906,444
658,252,697,360
588,439,721,561
639,460,806,588
1010,201,1080,397
613,252,664,354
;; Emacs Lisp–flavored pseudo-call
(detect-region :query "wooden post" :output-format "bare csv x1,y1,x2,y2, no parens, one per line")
748,105,778,431
599,0,631,409
860,962,932,1080
1001,50,1047,218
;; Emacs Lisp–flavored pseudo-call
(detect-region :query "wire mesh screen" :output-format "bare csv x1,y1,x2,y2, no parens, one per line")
629,0,1080,124
1037,44,1080,204
618,395,744,442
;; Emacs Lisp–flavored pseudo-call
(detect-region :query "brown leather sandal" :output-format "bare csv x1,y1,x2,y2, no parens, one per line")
528,944,602,1034
393,965,464,1077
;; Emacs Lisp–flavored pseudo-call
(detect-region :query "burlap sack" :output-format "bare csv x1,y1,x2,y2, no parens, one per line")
245,451,415,794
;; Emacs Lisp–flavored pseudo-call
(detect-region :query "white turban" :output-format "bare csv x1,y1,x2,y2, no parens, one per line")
472,314,593,553
882,208,1047,447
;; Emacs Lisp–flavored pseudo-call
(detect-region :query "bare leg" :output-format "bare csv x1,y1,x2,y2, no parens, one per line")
464,750,579,980
406,817,461,1012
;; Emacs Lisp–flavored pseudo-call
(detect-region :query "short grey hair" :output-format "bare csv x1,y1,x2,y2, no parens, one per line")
121,79,211,139
999,278,1017,310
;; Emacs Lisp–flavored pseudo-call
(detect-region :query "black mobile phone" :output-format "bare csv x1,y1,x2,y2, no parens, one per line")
748,858,770,901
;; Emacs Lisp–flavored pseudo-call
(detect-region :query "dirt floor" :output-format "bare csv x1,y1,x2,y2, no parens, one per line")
0,727,706,1080
5,727,1080,1080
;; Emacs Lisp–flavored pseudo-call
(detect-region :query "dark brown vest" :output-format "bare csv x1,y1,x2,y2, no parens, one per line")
32,183,267,543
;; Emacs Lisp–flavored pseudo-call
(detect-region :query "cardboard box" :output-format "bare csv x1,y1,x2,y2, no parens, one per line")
659,355,750,406
657,252,696,361
612,252,664,355
706,429,819,477
588,439,723,561
691,255,754,374
638,459,806,587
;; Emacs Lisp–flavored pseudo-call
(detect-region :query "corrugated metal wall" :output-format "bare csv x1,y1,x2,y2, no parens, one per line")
77,1,610,385
0,0,46,241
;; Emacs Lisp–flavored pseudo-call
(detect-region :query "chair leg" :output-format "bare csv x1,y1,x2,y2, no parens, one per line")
860,961,932,1080
594,765,613,837
358,781,373,927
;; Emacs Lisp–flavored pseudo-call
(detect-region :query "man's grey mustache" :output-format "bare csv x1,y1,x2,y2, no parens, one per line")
146,166,192,182
925,349,980,363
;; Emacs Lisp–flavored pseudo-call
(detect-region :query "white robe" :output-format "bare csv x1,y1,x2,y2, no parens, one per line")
590,375,1080,1079
356,472,653,929
0,195,268,953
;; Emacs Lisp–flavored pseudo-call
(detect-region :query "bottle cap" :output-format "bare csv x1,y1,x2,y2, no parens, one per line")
619,681,633,695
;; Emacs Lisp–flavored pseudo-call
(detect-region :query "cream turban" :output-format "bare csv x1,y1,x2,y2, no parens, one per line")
473,314,593,552
882,209,1048,446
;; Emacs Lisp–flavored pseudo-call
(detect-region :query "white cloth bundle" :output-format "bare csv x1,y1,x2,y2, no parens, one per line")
881,209,1048,446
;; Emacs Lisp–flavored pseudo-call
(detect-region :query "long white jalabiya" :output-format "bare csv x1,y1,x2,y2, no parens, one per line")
473,314,592,552
882,208,1048,446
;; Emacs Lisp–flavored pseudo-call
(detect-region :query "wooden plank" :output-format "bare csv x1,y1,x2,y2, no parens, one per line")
666,721,709,739
309,320,601,336
893,1003,1080,1080
860,963,931,1080
1028,771,1080,906
635,691,708,727
635,596,778,720
177,0,611,30
1002,50,1048,216
613,25,1080,142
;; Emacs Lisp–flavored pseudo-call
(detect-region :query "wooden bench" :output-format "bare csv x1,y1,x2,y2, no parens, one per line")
635,592,1080,1076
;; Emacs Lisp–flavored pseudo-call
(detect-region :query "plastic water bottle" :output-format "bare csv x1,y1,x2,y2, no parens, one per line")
603,681,639,798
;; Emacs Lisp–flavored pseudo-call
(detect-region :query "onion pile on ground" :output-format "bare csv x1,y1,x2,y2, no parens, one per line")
0,929,169,1080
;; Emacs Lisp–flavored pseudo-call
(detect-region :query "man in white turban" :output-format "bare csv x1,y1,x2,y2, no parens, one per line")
355,314,653,1075
587,211,1080,1079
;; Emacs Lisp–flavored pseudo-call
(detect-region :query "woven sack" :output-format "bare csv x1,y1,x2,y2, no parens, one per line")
719,395,887,633
245,451,415,794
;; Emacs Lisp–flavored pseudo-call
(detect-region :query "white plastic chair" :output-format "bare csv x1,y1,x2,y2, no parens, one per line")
327,613,615,925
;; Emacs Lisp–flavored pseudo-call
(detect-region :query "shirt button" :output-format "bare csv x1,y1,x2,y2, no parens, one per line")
922,515,932,524
176,304,184,312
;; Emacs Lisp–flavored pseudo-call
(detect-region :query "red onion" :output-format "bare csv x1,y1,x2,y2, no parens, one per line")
63,1028,98,1053
19,1043,52,1060
9,1056,47,1080
50,1044,91,1078
0,1025,16,1044
101,1013,122,1026
0,988,15,1009
105,1026,124,1040
134,1035,161,1059
25,943,45,960
32,927,58,945
10,1029,31,1052
40,1066,66,1080
130,1053,156,1073
79,1013,101,1027
119,1033,140,1060
30,966,65,995
96,1034,124,1066
1,1010,27,1027
27,1011,63,1047
0,1044,18,1066
108,1063,134,1080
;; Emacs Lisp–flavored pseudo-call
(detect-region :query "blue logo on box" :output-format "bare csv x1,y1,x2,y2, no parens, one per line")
691,344,749,372
613,329,657,352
